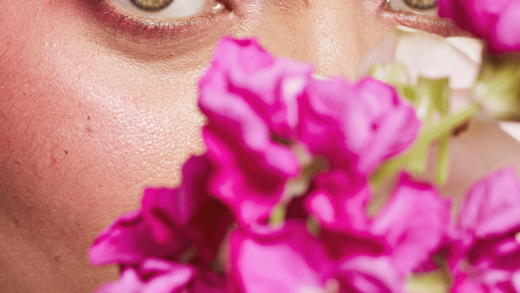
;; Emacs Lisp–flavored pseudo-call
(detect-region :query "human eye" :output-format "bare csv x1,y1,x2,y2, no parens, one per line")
387,0,438,17
91,0,231,42
110,0,223,19
378,0,462,36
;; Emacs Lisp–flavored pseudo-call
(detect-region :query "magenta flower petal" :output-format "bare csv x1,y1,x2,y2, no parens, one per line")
450,272,487,293
190,271,228,293
141,156,233,262
305,170,371,230
299,78,419,175
201,37,314,139
492,1,520,52
96,259,227,293
438,0,520,53
371,173,450,273
449,168,520,292
95,259,196,293
229,222,331,293
332,256,404,293
141,156,214,245
90,155,232,266
319,224,389,261
459,168,520,239
89,211,189,266
448,168,520,292
199,39,302,226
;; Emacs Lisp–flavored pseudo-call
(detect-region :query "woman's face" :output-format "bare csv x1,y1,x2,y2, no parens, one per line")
1,0,512,292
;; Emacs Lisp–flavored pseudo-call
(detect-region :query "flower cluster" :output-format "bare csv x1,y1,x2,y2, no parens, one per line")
89,37,520,293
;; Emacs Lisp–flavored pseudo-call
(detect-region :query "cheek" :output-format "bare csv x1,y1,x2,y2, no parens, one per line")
0,2,206,290
0,33,199,217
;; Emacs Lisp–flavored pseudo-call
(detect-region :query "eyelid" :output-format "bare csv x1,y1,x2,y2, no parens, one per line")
88,0,232,42
111,0,216,19
376,0,466,37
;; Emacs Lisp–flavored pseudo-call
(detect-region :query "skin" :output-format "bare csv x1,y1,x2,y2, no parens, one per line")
0,0,519,292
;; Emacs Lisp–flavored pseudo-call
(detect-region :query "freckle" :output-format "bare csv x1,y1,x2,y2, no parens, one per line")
76,222,80,227
5,139,11,148
54,255,61,262
64,149,69,155
87,115,91,120
14,160,21,165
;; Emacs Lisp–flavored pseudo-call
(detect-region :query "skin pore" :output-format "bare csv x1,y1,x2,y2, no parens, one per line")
1,0,520,292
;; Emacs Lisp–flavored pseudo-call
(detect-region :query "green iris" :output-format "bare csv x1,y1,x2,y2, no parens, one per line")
403,0,437,10
131,0,174,11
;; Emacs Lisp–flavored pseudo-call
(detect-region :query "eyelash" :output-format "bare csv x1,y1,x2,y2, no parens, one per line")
87,0,232,42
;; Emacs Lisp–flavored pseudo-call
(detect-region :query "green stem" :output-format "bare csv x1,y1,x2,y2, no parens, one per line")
436,134,450,184
371,105,479,185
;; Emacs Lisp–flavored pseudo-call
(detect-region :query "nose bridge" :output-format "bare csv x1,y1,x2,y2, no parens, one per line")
241,0,385,79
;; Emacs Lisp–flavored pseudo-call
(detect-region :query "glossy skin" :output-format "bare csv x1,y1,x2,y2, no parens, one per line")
1,1,519,292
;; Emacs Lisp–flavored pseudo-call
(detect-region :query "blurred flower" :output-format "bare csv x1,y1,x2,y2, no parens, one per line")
304,170,371,231
449,168,520,292
229,222,404,293
228,222,331,293
199,37,307,226
95,259,226,293
295,172,449,277
90,156,232,293
199,37,420,228
89,210,189,266
95,260,195,293
371,173,450,274
298,77,420,175
438,0,520,53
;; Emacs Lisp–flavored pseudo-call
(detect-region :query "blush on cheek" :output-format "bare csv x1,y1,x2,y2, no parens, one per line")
0,2,206,292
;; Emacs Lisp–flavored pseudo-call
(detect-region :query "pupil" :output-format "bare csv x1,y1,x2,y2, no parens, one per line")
131,0,174,11
403,0,437,10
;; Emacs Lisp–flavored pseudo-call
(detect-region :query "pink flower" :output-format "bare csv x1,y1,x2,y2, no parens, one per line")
199,38,307,226
330,256,404,293
89,210,190,266
95,259,195,293
201,37,314,140
229,222,404,293
371,174,451,274
229,222,331,293
90,155,232,266
95,259,226,293
449,168,520,292
305,170,370,230
303,170,388,260
298,78,420,175
438,0,520,53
